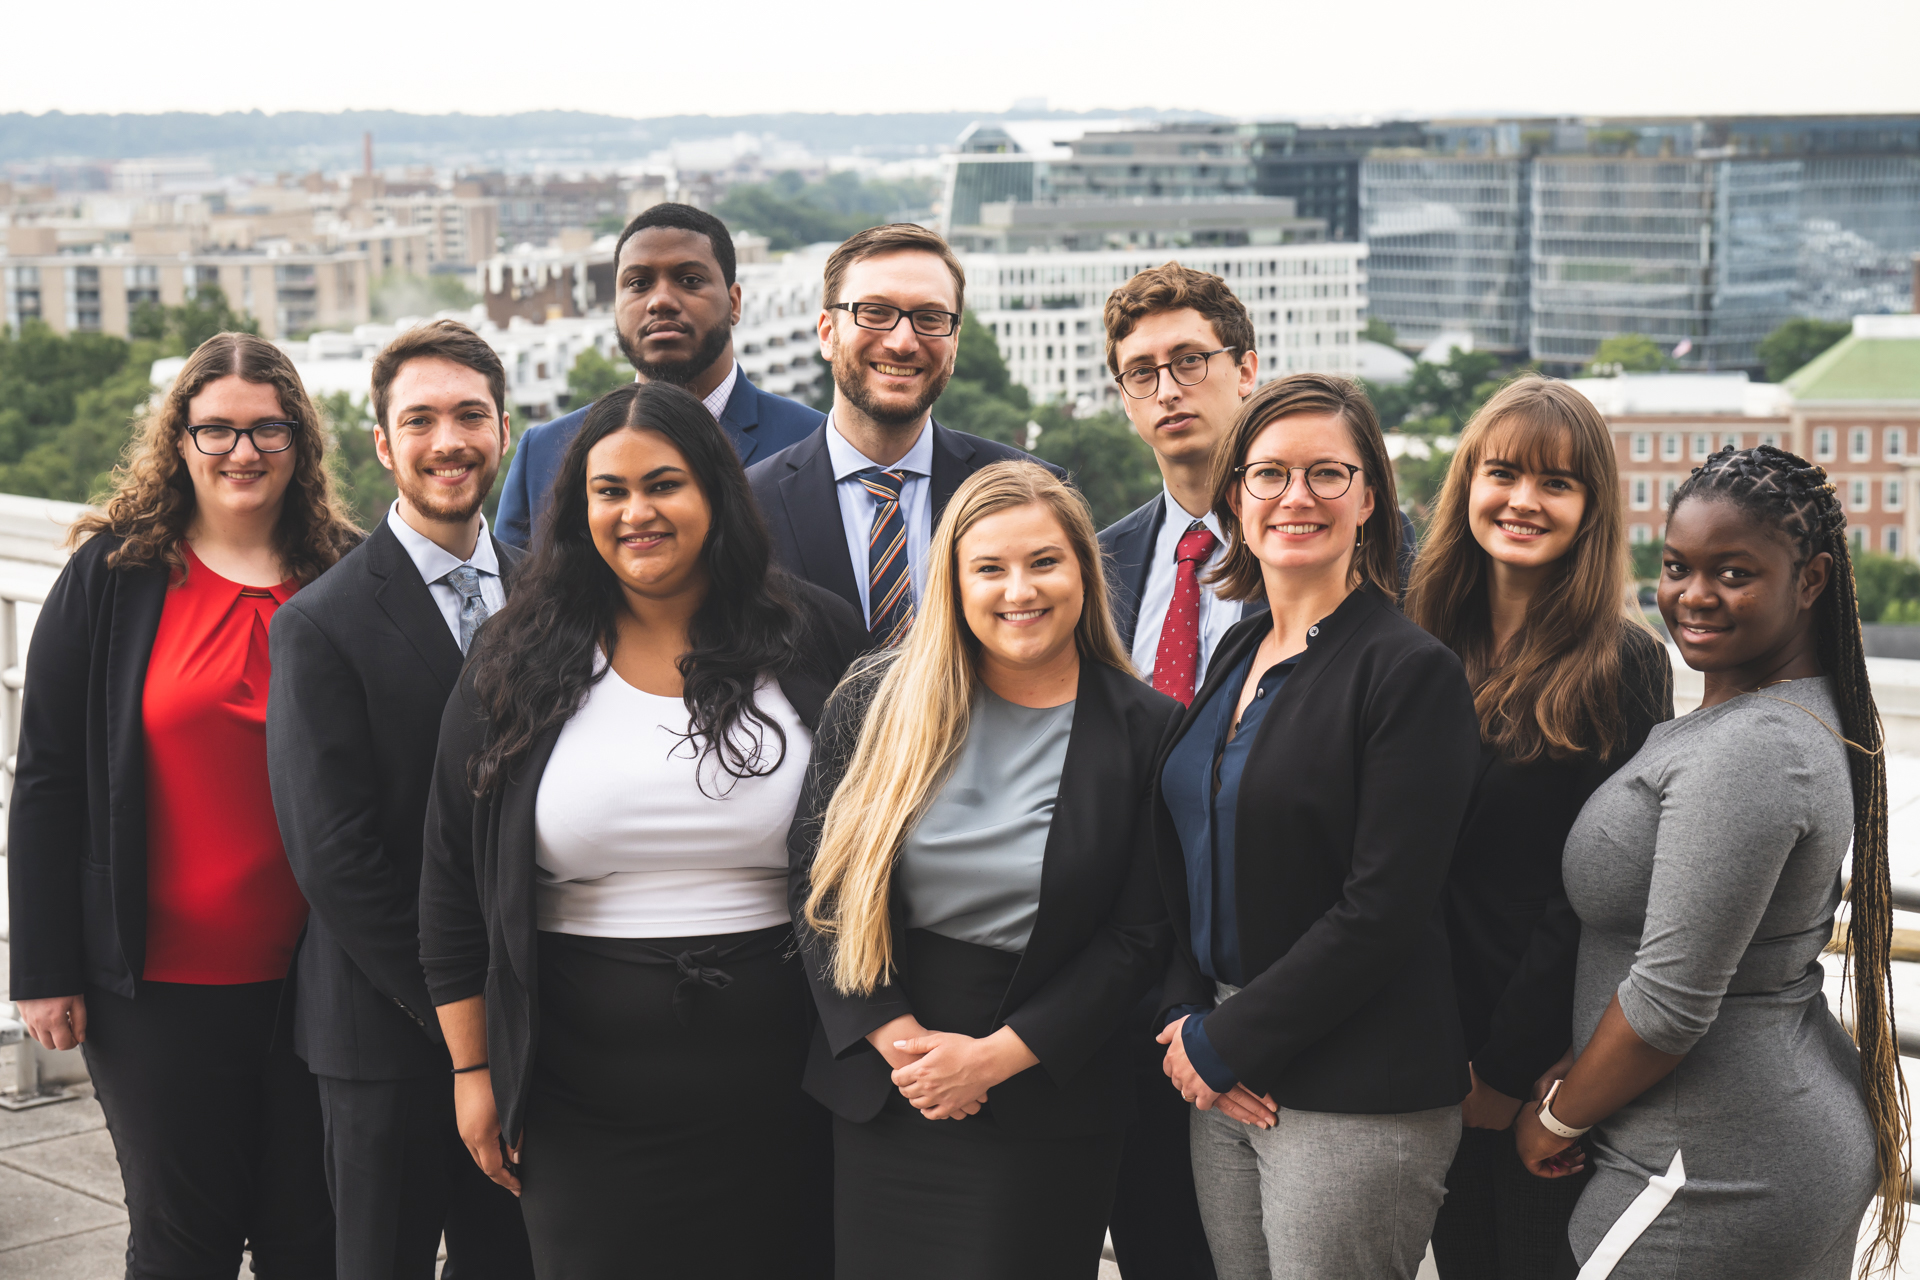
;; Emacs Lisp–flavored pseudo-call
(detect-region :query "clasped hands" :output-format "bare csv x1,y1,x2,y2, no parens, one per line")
867,1014,1039,1121
1157,1015,1278,1129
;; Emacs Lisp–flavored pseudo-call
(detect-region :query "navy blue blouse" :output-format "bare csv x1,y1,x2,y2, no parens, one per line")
1161,623,1314,1091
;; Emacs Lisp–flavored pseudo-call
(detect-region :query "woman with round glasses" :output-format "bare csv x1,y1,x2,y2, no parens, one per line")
10,333,358,1277
1152,373,1480,1280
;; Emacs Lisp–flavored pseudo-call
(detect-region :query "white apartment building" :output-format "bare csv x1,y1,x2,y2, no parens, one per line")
962,242,1368,409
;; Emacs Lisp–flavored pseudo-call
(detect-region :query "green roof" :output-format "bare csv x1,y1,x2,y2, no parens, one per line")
1785,333,1920,401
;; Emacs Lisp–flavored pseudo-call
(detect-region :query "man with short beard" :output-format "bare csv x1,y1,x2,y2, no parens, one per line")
746,223,1059,644
267,320,534,1280
495,203,823,549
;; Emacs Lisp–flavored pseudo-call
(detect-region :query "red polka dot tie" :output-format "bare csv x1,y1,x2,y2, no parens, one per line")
1152,523,1219,706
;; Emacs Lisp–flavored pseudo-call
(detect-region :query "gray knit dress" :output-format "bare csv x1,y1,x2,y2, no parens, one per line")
1561,677,1877,1278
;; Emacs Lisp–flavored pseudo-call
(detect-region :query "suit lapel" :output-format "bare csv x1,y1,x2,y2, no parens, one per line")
367,521,464,692
1107,494,1165,654
106,562,167,980
927,420,974,529
718,371,762,465
492,535,526,593
777,429,862,615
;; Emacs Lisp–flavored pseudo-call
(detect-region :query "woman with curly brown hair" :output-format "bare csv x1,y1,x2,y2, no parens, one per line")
9,332,358,1278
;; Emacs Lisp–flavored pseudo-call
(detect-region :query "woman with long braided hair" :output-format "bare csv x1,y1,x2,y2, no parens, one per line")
1516,444,1905,1278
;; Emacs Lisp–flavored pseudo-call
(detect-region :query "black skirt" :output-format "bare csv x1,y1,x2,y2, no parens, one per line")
832,929,1124,1280
517,926,832,1280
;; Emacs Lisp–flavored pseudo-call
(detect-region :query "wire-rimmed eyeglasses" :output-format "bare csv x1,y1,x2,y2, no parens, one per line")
827,302,961,337
1234,460,1363,502
185,423,297,455
1114,348,1233,398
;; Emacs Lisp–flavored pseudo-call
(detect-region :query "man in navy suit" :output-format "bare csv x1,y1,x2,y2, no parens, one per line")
495,203,822,548
747,223,1059,638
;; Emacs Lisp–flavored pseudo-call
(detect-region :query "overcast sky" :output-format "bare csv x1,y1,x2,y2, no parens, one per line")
9,0,1916,120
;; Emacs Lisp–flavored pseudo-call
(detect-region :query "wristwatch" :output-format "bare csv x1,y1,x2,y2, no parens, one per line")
1537,1078,1592,1139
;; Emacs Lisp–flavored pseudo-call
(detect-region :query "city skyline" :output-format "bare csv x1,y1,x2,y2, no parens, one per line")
9,0,1916,121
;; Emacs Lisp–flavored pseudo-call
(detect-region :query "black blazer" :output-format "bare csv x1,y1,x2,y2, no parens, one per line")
1100,495,1421,655
417,580,866,1145
789,658,1179,1137
265,519,524,1080
9,534,174,1000
1445,622,1673,1099
745,421,1066,620
1153,585,1480,1114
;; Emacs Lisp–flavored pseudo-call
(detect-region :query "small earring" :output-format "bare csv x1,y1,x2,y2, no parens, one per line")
1355,523,1367,549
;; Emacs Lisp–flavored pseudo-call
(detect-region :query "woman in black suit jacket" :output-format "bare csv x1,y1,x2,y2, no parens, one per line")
418,383,864,1279
1154,373,1481,1280
9,333,357,1276
792,461,1179,1280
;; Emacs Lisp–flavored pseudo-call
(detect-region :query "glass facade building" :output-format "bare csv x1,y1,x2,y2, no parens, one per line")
1359,158,1531,352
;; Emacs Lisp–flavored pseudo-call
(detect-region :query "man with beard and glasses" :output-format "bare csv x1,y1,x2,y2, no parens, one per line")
495,202,822,550
746,222,1059,647
267,320,534,1280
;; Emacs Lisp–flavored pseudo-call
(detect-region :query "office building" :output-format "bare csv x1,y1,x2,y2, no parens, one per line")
964,241,1367,407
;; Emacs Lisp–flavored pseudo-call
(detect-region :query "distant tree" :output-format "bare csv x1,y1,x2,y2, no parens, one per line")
1631,540,1665,582
564,347,628,410
715,171,939,251
318,391,396,528
371,271,480,323
1361,316,1398,347
592,213,626,237
1757,317,1851,383
1368,346,1508,438
0,320,154,501
1851,550,1920,623
1586,333,1674,375
130,286,259,357
930,310,1032,446
952,313,1028,407
1029,404,1161,530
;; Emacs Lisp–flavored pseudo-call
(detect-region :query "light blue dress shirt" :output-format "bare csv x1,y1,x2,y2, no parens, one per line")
823,416,934,622
384,503,506,644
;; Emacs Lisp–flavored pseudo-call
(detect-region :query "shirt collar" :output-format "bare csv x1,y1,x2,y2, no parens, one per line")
386,502,500,585
700,361,740,422
1160,486,1227,552
825,412,934,483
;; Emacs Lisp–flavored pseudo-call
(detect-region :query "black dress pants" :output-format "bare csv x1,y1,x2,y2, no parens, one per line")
1430,1125,1588,1280
314,1072,533,1280
1108,990,1218,1280
81,980,335,1280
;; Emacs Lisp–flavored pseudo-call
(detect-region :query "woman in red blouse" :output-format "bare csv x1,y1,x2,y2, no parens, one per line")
9,332,360,1278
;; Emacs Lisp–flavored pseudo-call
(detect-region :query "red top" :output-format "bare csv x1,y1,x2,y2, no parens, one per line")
141,543,307,984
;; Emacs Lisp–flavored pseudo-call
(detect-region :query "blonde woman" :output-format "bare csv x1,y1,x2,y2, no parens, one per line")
792,460,1181,1279
1405,377,1673,1278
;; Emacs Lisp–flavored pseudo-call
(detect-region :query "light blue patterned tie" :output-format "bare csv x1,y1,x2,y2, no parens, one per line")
445,565,491,655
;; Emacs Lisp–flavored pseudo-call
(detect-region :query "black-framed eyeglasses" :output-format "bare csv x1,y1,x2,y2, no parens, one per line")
1115,348,1234,398
186,423,297,455
1234,460,1363,502
827,302,961,337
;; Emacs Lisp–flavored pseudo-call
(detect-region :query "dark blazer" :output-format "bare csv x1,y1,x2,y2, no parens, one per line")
418,580,866,1145
495,374,823,550
1154,585,1480,1114
266,519,523,1081
789,658,1179,1137
746,421,1066,620
8,534,173,1000
1445,622,1673,1099
1101,495,1421,655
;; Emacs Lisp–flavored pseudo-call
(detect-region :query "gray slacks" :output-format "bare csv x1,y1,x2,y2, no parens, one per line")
1190,1099,1461,1280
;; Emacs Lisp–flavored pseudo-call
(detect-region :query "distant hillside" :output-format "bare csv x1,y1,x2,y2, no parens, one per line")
0,108,1228,167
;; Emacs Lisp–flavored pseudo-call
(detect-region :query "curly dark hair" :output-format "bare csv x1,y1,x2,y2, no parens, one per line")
1670,444,1909,1265
70,331,361,582
465,381,806,797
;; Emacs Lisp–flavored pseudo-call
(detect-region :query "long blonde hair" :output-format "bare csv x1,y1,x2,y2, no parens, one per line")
1404,376,1638,762
803,461,1131,995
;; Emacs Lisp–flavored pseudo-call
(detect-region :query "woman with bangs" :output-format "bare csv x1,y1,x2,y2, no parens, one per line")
1407,376,1673,1279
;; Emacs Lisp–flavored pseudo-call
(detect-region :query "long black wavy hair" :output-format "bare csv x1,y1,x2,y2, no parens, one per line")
466,381,805,797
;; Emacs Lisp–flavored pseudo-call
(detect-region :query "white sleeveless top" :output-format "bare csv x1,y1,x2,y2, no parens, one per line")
532,669,810,938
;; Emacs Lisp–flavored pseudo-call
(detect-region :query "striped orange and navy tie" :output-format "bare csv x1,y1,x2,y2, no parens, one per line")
860,467,914,646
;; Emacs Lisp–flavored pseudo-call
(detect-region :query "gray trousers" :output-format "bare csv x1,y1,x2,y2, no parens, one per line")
1190,1099,1461,1280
